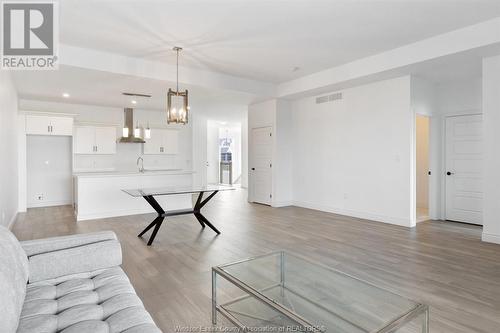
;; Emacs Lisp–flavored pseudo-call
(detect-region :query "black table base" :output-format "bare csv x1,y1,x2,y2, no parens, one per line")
138,190,220,246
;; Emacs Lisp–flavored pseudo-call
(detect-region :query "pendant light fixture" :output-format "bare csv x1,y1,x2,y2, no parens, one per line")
166,46,189,124
144,122,151,139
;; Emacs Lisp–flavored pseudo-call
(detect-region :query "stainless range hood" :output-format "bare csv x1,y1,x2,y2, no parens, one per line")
119,108,145,143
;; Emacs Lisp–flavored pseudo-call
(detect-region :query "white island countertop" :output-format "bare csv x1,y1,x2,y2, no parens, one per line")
73,169,196,221
74,169,195,178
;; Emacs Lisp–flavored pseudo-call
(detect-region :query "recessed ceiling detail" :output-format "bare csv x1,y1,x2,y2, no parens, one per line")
59,0,500,82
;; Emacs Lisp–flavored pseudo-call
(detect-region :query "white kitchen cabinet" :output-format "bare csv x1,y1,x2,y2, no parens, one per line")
49,117,73,136
74,126,116,155
74,126,95,154
26,115,73,136
94,127,117,154
143,131,163,155
143,129,178,155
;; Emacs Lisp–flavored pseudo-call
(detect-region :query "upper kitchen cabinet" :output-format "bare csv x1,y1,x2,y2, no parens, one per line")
143,129,178,155
74,126,117,154
26,115,73,136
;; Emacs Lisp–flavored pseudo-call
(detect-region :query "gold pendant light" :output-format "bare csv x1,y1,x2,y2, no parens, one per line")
166,46,189,124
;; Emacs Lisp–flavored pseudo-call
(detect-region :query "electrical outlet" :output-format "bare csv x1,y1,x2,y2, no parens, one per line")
1,211,5,224
344,193,348,200
36,194,44,201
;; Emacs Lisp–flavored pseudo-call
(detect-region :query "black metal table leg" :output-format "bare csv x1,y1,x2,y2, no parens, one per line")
138,195,166,246
147,218,164,246
137,190,222,245
194,190,220,234
194,212,221,234
193,192,205,228
138,216,164,237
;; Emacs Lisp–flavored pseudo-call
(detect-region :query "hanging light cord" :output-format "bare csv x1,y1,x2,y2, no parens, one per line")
176,48,179,93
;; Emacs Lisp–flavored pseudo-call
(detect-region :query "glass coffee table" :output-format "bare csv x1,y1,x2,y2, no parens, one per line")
212,252,428,333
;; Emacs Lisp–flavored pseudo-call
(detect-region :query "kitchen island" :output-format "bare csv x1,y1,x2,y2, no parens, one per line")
73,170,195,221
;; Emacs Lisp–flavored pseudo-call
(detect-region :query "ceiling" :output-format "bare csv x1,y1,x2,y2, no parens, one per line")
59,0,500,83
13,66,252,122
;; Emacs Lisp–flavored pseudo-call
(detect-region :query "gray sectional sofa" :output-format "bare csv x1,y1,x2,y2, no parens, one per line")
0,226,162,333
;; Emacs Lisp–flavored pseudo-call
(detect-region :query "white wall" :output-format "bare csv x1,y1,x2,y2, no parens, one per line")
416,115,429,211
482,55,500,244
436,78,482,115
241,115,248,188
274,100,293,206
191,114,208,187
206,121,220,184
0,71,19,228
27,136,72,207
291,76,414,226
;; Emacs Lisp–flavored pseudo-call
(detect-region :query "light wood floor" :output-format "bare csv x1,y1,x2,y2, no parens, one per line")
13,188,500,333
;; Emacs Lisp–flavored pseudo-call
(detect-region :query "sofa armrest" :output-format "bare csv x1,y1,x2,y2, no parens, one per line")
20,231,122,283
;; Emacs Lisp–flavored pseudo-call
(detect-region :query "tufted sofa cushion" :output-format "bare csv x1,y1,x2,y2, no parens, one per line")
17,267,161,333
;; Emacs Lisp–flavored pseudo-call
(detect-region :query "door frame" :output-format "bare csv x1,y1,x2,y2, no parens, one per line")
443,113,483,225
415,114,431,223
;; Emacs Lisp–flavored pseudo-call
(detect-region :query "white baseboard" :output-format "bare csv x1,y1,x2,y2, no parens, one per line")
8,213,18,230
416,215,430,223
28,200,72,208
272,201,293,208
482,232,500,245
292,200,413,227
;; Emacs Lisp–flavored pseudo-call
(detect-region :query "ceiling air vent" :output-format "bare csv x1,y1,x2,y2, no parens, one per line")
315,92,343,104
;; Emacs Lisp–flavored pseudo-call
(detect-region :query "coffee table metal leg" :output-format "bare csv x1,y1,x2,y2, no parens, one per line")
422,307,429,333
212,269,217,325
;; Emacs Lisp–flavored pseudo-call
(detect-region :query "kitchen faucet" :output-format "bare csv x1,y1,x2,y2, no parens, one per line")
137,156,144,173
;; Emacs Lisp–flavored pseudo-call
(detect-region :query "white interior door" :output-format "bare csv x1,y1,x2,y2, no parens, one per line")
445,114,483,225
251,127,272,205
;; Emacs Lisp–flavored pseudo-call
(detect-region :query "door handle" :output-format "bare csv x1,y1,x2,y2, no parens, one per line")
446,171,454,176
251,167,255,170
